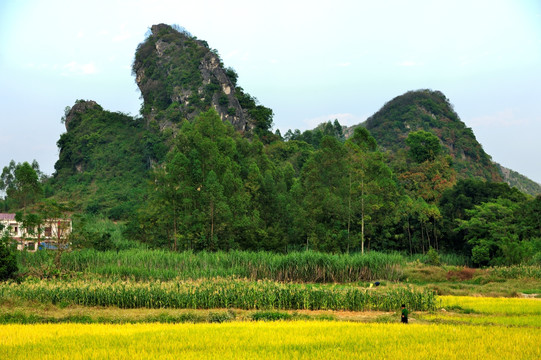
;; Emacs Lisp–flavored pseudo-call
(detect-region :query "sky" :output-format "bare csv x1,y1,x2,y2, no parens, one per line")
1,0,540,184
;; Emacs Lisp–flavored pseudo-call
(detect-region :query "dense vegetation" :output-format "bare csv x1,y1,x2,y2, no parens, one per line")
361,90,503,182
2,105,540,266
1,25,539,269
0,233,17,280
52,101,167,218
19,249,404,282
0,278,435,311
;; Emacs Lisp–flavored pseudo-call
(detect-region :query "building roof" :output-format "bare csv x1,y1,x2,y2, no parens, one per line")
0,213,16,221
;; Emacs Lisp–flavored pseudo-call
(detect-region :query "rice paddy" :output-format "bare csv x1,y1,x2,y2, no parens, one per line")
1,321,539,360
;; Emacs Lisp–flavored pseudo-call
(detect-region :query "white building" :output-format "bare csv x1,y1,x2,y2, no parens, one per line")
0,213,72,252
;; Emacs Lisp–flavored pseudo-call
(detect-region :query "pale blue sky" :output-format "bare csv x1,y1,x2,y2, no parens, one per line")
1,0,540,183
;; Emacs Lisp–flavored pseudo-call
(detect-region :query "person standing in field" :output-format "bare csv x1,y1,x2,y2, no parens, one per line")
401,304,408,324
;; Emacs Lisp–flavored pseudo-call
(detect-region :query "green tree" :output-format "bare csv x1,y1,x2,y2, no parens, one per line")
15,211,44,249
0,231,17,280
300,136,348,251
439,179,526,253
456,198,519,266
345,127,399,253
201,170,231,250
0,160,43,210
129,108,273,251
405,130,442,163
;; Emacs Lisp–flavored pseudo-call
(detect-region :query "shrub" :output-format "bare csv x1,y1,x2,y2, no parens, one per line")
218,94,229,106
426,247,441,266
208,311,235,323
0,233,18,280
251,311,292,321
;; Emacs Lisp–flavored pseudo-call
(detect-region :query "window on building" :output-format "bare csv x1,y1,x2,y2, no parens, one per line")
45,227,52,237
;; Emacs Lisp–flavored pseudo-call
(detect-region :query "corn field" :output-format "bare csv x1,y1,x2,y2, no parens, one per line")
18,249,405,282
0,278,435,311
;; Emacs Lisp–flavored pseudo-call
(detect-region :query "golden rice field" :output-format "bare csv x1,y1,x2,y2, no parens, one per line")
1,321,540,360
1,296,540,359
439,295,541,315
419,295,541,327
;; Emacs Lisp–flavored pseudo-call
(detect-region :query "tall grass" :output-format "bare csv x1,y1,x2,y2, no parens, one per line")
18,249,405,282
0,278,436,311
405,252,471,266
488,265,541,280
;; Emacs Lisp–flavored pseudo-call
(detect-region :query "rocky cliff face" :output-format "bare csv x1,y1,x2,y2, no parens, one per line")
499,164,541,195
63,100,102,131
132,24,258,132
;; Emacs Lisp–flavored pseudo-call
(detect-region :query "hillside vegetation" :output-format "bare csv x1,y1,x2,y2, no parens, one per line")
355,90,541,194
361,90,501,181
1,24,539,269
51,100,167,218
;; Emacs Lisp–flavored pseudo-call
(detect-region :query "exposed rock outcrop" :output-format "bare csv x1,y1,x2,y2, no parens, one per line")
64,100,102,131
132,24,265,133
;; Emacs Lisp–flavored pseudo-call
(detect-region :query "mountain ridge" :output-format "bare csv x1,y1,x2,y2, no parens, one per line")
47,26,539,219
341,89,540,195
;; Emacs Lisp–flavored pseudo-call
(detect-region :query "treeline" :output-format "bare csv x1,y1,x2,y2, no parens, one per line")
2,108,540,267
122,109,540,266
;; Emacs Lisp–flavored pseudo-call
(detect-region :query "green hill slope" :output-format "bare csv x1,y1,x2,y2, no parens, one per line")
499,165,541,195
48,24,279,217
360,89,503,182
51,100,167,218
47,30,539,219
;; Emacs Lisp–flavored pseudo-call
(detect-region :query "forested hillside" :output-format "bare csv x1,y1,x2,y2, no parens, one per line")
51,100,167,218
349,90,541,195
1,24,539,267
361,90,501,181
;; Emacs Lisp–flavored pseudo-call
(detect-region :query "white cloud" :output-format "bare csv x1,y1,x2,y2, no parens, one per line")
470,109,527,127
62,61,98,75
112,24,131,42
223,50,239,59
303,113,367,129
222,49,251,61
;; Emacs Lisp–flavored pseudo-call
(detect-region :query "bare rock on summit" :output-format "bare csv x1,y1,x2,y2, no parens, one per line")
132,23,269,134
64,100,102,131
